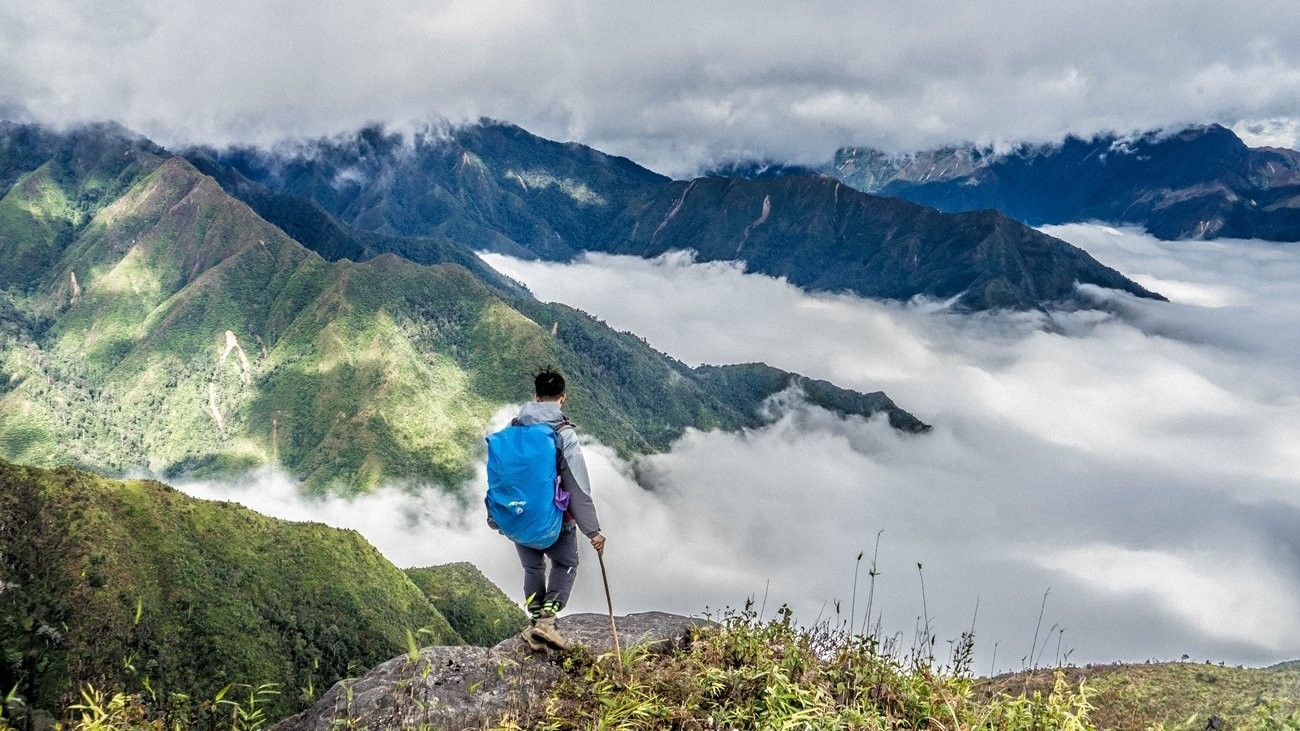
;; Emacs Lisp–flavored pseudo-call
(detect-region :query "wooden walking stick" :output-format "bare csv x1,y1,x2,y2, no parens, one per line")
596,548,624,675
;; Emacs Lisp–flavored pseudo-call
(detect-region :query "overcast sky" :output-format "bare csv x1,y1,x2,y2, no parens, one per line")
181,225,1300,672
3,1,1299,174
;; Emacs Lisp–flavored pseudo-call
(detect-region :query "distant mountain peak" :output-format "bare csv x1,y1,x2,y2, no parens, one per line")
830,124,1300,241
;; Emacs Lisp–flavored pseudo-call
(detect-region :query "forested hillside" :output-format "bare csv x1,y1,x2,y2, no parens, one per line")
0,123,923,491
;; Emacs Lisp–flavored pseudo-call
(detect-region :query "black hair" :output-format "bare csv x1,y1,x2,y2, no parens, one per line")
534,366,566,398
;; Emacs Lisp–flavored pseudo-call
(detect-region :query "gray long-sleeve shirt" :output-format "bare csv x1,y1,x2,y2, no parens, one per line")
510,400,601,538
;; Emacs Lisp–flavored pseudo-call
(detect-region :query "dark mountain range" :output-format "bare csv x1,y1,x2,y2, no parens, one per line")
0,122,922,491
583,175,1156,309
183,148,527,295
831,124,1300,241
193,122,669,261
196,120,1161,311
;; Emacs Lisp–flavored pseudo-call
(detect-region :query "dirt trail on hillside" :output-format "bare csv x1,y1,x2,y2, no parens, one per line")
219,330,252,385
207,382,224,434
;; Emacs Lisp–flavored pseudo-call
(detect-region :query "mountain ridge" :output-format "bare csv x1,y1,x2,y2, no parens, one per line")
197,118,1162,311
584,173,1160,309
830,124,1300,241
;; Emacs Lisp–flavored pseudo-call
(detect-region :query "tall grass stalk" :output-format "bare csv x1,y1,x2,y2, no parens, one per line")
862,529,884,639
1029,588,1051,671
849,549,864,637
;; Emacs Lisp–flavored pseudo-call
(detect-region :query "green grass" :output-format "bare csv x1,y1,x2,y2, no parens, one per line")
517,610,1300,731
516,608,1097,731
981,662,1300,730
9,590,1300,730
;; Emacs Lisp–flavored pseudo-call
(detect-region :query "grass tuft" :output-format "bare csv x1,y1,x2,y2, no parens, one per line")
525,606,1096,731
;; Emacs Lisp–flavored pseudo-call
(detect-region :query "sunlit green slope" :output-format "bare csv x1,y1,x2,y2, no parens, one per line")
0,459,489,721
0,125,924,492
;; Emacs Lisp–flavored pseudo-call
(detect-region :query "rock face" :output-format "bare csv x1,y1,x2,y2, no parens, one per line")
269,612,710,731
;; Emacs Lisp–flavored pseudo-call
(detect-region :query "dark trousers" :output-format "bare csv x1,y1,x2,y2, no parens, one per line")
515,523,579,612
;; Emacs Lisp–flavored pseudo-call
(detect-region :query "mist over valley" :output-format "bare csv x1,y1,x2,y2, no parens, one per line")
171,225,1300,676
475,224,1300,670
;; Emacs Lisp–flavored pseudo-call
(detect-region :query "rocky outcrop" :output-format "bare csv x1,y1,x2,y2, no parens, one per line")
270,612,710,731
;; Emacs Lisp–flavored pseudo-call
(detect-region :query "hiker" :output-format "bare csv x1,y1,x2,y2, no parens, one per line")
487,366,605,650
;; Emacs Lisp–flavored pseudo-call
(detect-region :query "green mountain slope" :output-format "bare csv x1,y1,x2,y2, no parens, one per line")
0,458,487,722
0,123,165,292
404,563,528,647
0,124,923,491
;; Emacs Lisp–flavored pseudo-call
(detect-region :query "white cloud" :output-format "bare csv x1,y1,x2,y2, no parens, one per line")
1233,118,1300,150
2,1,1299,175
174,405,767,625
1034,544,1300,649
470,224,1300,669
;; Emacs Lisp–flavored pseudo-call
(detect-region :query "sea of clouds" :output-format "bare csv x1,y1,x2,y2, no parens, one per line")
179,224,1300,673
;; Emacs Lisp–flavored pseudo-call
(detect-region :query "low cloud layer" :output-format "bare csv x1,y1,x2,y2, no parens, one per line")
464,224,1300,670
177,224,1300,675
3,2,1299,174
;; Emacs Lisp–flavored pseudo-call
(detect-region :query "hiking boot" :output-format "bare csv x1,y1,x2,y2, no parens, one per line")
531,614,567,649
520,622,549,653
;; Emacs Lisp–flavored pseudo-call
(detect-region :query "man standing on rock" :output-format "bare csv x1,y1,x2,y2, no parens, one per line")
488,366,605,650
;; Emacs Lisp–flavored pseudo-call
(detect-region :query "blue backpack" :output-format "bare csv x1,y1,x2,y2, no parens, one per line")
485,421,570,550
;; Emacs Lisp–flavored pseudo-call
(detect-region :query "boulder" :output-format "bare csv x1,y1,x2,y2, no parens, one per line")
492,611,711,657
270,611,710,731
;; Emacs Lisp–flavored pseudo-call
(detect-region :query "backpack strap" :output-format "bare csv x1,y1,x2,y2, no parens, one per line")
551,420,573,468
551,421,575,520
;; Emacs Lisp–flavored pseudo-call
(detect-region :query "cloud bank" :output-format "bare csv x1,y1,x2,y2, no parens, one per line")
177,223,1300,675
467,224,1300,670
3,1,1299,174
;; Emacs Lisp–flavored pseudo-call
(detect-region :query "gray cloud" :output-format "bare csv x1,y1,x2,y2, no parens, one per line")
3,1,1299,174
